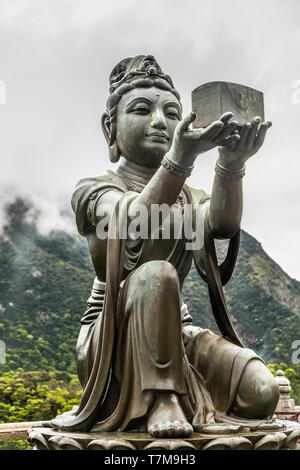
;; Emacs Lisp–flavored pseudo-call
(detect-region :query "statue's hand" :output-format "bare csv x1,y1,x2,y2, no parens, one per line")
167,111,239,167
218,116,272,170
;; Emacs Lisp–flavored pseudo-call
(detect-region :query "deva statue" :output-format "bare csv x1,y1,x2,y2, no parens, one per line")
51,55,279,438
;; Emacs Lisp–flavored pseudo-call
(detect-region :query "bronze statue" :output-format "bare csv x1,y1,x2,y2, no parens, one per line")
51,55,279,438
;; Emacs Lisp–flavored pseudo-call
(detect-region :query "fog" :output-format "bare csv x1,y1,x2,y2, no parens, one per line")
0,0,299,278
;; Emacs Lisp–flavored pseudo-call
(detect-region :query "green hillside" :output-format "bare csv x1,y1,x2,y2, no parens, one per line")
0,197,299,374
182,233,300,363
0,198,93,373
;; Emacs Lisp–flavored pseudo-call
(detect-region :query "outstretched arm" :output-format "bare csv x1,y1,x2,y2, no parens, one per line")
130,112,238,216
209,117,272,239
95,112,239,237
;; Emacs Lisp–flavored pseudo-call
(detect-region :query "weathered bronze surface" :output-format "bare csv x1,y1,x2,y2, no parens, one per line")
192,82,265,128
49,55,280,440
28,422,300,450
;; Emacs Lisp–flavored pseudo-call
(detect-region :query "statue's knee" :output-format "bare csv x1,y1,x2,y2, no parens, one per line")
125,261,181,324
134,260,179,289
233,360,280,419
126,261,180,311
155,260,179,285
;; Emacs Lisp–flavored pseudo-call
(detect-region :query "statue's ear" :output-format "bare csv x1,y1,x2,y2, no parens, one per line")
101,112,120,163
101,112,111,144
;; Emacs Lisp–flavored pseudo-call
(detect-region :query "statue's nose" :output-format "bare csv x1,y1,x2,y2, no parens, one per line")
150,108,167,130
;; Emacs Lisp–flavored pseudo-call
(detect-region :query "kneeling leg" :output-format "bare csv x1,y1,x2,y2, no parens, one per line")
123,260,193,437
232,360,280,419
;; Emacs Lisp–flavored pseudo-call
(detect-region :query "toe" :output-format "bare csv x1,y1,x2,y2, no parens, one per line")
165,422,174,438
174,423,182,437
148,424,158,438
183,423,193,437
158,423,167,438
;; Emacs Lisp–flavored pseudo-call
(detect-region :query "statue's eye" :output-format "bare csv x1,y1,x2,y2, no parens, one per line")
166,110,179,120
132,106,150,115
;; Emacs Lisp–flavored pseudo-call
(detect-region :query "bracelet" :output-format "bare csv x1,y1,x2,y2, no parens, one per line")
215,161,245,180
161,154,194,178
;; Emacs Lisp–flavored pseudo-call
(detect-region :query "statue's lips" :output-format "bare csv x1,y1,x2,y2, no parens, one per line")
146,133,169,143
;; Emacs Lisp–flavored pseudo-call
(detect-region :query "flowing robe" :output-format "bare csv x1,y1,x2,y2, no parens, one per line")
51,170,263,432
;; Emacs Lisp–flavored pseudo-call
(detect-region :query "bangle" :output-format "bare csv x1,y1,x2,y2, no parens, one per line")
161,154,194,178
215,161,245,180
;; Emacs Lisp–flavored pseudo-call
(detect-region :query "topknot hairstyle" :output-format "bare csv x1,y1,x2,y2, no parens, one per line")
106,55,181,123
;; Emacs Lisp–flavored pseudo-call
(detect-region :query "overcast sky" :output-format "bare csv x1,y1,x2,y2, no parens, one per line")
0,0,299,279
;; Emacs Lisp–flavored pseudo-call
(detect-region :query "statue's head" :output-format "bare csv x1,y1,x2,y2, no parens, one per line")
102,55,182,168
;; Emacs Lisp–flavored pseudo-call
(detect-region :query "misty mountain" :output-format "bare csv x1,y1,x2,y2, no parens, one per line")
0,197,299,374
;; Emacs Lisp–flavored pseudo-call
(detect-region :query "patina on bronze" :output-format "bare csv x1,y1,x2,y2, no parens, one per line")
192,81,265,128
50,55,280,438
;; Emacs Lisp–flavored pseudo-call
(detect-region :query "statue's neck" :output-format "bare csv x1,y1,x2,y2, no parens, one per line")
116,157,158,185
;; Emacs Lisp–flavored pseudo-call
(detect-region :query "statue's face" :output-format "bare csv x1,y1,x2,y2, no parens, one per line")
116,86,182,168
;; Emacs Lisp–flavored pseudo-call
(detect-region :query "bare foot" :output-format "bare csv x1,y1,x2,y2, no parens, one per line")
147,393,193,438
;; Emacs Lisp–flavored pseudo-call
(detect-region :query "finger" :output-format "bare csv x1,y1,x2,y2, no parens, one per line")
185,119,224,140
183,128,204,140
214,120,239,143
178,112,196,135
221,139,238,150
254,121,272,149
247,116,261,149
218,134,240,147
227,140,239,149
202,119,224,138
219,112,233,125
239,122,252,147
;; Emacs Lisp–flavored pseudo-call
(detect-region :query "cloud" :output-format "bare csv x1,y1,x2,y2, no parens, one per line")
0,80,6,104
0,185,76,237
0,0,299,278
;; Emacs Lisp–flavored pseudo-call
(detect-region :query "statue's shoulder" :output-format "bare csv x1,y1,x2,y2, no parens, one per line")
184,184,210,206
74,170,124,191
72,170,126,202
71,171,126,236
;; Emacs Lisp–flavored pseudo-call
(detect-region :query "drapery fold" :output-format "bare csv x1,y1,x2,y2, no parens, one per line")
51,170,251,432
51,190,137,431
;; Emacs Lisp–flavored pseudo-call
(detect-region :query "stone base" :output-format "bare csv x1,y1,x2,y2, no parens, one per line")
28,420,300,450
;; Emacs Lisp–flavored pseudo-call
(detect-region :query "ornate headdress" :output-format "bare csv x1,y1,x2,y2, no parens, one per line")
106,55,181,118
